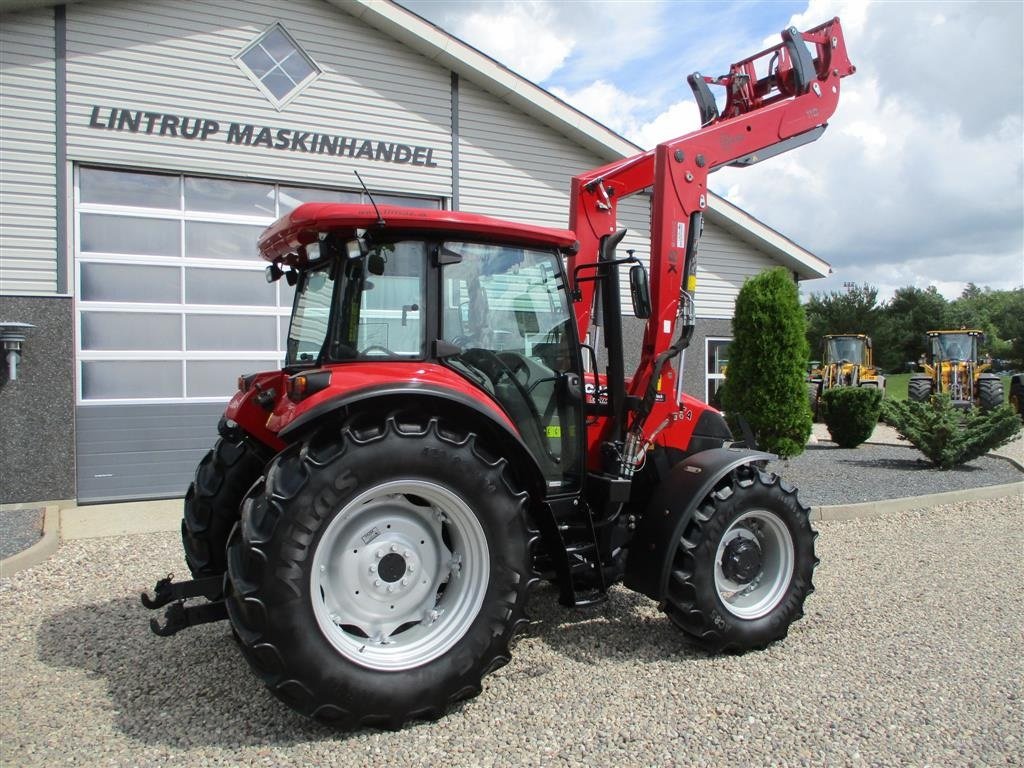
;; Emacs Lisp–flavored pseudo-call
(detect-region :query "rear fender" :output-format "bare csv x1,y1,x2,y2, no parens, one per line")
278,386,548,501
623,447,775,601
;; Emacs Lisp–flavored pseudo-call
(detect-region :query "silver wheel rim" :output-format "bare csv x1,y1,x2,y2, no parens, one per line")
714,510,794,620
310,479,489,671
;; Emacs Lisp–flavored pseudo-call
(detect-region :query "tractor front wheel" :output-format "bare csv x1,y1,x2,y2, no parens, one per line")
907,376,933,403
224,414,533,729
662,466,817,653
977,376,1004,411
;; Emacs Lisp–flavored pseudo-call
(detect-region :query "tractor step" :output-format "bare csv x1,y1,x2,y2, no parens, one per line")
141,573,229,636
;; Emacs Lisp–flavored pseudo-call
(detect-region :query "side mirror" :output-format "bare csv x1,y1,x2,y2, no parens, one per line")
367,251,387,276
629,263,651,319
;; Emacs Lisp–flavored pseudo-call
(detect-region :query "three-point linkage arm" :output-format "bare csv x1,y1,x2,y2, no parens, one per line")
567,18,855,453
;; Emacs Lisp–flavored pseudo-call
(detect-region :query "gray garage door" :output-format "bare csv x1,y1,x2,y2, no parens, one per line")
74,166,438,502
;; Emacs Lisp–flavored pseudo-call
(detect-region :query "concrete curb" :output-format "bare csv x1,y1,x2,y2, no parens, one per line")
812,481,1023,522
0,504,61,577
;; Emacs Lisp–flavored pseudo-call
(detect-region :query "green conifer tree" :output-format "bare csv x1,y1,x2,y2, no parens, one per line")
720,268,812,458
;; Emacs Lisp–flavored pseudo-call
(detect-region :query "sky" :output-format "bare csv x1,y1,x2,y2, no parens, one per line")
398,0,1024,302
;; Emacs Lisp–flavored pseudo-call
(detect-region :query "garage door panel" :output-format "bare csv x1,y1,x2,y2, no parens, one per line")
75,402,224,502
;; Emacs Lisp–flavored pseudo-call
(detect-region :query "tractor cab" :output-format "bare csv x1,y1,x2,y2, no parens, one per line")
262,204,587,495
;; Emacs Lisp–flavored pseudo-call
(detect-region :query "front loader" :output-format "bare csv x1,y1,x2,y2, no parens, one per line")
908,330,1003,410
144,19,855,729
807,333,885,418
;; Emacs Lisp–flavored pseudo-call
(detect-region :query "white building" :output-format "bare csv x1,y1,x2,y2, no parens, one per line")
0,0,829,504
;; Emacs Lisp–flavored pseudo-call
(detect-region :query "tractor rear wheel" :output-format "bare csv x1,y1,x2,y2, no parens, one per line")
182,422,265,578
977,376,1004,411
907,376,933,403
662,466,817,653
224,413,533,729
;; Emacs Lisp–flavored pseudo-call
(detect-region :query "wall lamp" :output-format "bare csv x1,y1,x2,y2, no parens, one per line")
0,322,34,382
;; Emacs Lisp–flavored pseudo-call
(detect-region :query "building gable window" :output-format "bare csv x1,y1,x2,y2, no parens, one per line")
235,24,320,109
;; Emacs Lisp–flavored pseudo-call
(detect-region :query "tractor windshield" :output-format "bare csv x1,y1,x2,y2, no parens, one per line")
441,242,581,491
286,240,426,366
932,333,976,361
824,337,867,365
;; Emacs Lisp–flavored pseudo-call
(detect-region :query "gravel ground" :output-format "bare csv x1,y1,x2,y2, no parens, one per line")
765,443,1022,507
0,508,42,560
2,495,1022,767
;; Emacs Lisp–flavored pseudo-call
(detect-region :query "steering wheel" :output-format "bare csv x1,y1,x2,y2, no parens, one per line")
497,351,559,396
461,348,542,418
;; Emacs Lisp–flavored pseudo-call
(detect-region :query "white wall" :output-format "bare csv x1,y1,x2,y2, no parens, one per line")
695,222,781,319
63,0,453,198
0,8,57,295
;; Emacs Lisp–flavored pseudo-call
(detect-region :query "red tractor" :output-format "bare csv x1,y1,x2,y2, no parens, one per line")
145,20,855,728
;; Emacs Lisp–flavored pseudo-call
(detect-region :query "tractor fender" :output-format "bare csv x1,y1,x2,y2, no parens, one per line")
623,446,776,601
278,384,548,500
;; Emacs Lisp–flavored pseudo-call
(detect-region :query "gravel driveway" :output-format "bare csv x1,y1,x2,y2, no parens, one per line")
2,494,1022,767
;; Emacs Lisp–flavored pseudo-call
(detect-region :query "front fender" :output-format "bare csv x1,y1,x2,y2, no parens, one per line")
623,447,775,601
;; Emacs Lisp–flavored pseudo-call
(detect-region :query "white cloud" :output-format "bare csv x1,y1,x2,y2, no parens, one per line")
550,80,647,136
628,100,702,150
713,0,1024,299
400,0,1023,299
446,1,574,82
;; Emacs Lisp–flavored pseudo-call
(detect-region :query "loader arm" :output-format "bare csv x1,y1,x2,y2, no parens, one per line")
568,18,855,459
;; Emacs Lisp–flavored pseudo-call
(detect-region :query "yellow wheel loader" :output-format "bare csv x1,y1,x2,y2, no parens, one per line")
807,334,884,419
908,330,1003,410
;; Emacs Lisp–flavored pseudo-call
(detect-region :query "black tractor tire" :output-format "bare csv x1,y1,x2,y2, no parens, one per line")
907,376,933,403
224,414,534,729
1010,375,1024,419
182,423,266,578
977,376,1004,411
662,466,817,653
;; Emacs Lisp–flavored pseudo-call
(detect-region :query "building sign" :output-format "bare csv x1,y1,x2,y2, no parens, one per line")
87,106,440,168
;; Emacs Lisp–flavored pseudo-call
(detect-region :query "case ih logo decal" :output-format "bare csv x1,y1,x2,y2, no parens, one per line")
87,106,440,168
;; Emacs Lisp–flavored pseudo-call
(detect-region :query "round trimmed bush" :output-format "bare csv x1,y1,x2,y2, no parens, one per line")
819,386,883,448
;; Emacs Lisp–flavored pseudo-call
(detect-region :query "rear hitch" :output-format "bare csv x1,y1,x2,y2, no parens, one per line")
141,573,229,636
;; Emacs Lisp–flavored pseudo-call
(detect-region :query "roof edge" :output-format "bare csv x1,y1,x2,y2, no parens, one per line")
339,0,640,161
706,193,831,280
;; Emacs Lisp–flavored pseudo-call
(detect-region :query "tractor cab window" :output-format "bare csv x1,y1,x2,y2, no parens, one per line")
441,242,581,491
286,239,426,366
287,264,335,365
